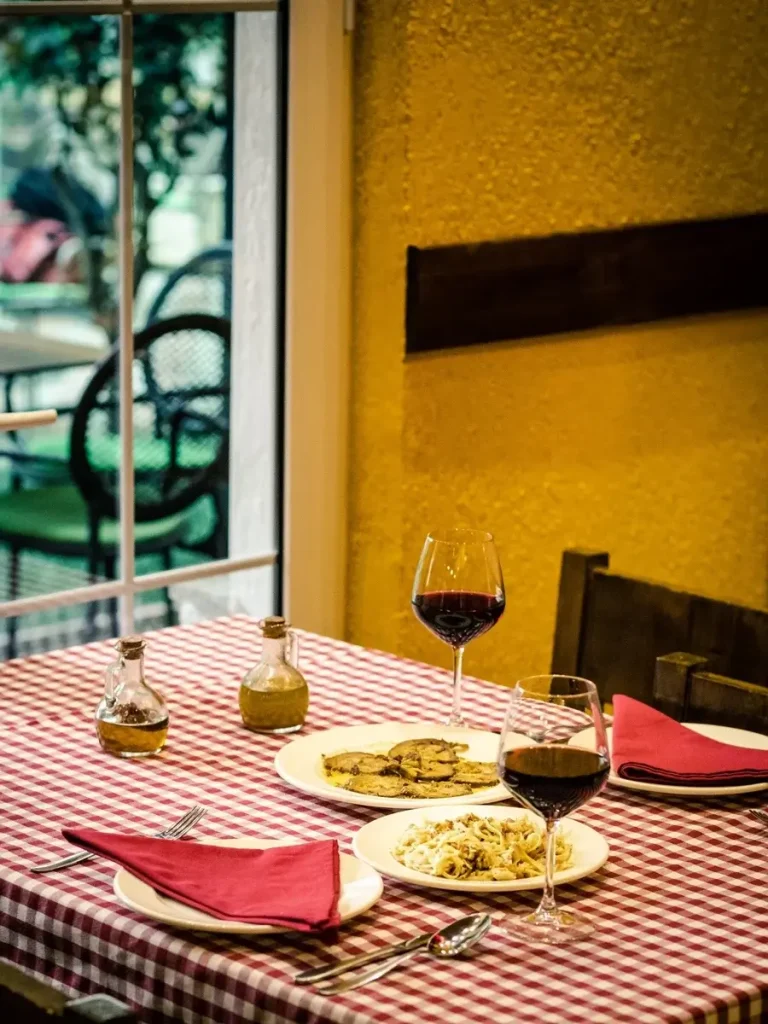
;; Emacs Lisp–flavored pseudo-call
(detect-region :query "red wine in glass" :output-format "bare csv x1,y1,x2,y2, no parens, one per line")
501,745,610,820
412,590,505,648
496,675,610,944
412,529,505,727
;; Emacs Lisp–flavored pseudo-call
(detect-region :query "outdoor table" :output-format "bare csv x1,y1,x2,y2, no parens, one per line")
0,318,108,413
1,616,766,1024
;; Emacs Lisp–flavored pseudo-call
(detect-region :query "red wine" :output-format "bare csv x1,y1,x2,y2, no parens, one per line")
412,590,505,648
501,745,609,820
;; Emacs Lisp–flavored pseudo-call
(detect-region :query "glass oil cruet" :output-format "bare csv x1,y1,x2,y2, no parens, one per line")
239,617,309,734
96,636,169,758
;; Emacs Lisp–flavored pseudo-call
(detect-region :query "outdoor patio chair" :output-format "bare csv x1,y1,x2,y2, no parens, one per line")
0,313,230,656
145,242,232,324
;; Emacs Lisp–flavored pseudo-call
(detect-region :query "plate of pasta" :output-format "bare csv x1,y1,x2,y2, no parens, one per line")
351,806,609,893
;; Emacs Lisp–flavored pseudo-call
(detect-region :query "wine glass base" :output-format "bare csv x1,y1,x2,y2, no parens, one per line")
445,714,468,728
496,907,594,945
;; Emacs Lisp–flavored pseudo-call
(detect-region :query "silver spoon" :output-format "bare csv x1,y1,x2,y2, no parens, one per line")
315,913,492,995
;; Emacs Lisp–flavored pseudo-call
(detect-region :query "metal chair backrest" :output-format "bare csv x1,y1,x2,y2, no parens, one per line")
69,313,230,523
145,243,232,324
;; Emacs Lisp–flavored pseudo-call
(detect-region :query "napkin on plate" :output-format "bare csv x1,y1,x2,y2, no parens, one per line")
61,828,341,931
611,695,768,786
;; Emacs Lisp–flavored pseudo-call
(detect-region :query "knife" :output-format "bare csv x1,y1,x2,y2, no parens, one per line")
294,931,432,985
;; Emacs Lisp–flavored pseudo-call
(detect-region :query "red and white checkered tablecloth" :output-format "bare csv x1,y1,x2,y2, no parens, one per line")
2,616,767,1024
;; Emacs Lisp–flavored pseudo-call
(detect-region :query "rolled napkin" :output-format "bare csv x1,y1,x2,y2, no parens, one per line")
62,828,341,931
612,695,768,786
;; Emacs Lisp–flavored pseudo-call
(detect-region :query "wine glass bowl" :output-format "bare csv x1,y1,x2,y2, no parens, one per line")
411,528,505,727
496,675,609,944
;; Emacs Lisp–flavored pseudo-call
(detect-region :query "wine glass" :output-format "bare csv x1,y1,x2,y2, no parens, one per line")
411,528,505,727
496,675,609,944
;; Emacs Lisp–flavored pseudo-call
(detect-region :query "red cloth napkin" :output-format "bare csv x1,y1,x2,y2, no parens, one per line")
62,828,341,931
612,695,768,786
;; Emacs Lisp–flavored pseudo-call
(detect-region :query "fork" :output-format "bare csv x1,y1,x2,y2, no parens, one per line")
747,808,768,828
30,804,207,873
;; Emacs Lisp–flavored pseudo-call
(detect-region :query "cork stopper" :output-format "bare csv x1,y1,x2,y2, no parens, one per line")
116,635,146,659
260,616,288,640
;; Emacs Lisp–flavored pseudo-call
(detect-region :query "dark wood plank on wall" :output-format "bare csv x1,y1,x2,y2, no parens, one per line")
405,212,768,354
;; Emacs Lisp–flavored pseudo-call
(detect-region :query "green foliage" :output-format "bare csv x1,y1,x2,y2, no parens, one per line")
0,14,228,304
0,15,226,181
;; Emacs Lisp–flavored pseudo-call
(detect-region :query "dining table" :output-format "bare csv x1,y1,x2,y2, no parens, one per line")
1,615,767,1024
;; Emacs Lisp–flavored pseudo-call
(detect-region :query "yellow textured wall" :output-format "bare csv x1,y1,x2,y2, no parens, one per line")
349,0,768,687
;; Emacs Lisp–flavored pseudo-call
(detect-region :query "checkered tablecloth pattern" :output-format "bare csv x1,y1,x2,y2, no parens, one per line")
1,616,767,1024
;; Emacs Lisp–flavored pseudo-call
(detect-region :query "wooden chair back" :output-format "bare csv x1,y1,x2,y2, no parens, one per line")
0,959,136,1022
654,652,768,732
551,549,768,706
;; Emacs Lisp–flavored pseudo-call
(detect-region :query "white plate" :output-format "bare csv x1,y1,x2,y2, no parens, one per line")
352,805,609,894
113,837,383,934
569,723,768,797
275,723,524,810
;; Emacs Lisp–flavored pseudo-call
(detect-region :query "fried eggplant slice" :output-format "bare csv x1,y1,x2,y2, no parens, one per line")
405,780,473,799
388,738,457,762
345,774,407,797
451,761,498,786
323,752,393,775
399,759,455,781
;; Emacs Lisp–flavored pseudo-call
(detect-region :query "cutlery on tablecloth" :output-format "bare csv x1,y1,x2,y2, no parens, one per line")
314,913,492,995
295,931,433,984
29,805,207,873
748,808,768,828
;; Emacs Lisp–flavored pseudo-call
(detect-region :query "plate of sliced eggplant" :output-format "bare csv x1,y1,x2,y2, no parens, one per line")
274,723,532,809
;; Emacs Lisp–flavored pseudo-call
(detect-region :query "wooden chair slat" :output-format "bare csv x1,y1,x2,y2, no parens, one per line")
552,548,768,714
550,549,609,676
654,656,768,732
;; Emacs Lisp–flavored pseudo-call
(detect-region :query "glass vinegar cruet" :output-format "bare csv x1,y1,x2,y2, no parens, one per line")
95,636,169,758
239,617,309,734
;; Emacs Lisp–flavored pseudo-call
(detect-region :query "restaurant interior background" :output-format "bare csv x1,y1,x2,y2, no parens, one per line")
347,0,768,684
0,0,765,682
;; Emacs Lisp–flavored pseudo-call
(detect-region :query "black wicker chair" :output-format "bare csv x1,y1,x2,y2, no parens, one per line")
0,313,230,655
145,243,232,324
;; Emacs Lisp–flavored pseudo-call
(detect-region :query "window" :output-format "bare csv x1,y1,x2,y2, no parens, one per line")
0,0,351,656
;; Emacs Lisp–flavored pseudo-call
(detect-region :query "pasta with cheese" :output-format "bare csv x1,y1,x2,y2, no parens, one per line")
391,813,572,881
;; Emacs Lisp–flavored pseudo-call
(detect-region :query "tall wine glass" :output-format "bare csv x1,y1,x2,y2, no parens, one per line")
496,675,609,944
411,528,505,727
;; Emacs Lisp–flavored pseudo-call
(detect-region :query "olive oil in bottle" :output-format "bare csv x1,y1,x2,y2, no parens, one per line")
239,617,309,734
96,636,168,757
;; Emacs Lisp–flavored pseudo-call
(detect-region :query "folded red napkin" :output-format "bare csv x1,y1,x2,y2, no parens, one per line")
62,829,341,931
612,695,768,786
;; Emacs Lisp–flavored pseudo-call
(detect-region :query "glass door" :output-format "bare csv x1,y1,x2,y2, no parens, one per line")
0,0,283,656
0,0,351,658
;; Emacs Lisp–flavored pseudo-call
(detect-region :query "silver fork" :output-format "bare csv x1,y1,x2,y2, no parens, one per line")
30,804,207,873
748,808,768,828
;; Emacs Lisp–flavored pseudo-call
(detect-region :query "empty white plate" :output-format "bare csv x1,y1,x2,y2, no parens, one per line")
113,837,383,934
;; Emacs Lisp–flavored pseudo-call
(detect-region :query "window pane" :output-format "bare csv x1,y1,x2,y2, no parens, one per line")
0,14,121,654
133,10,281,600
168,563,275,626
1,591,119,659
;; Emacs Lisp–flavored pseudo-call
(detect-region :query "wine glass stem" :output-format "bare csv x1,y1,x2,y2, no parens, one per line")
539,818,558,914
449,646,465,726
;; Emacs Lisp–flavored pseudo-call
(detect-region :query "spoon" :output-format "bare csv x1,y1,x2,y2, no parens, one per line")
314,913,492,995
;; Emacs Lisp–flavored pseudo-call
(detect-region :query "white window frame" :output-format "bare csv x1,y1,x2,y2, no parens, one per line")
0,0,351,639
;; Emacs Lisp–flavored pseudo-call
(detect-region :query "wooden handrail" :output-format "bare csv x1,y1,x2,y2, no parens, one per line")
0,410,57,431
